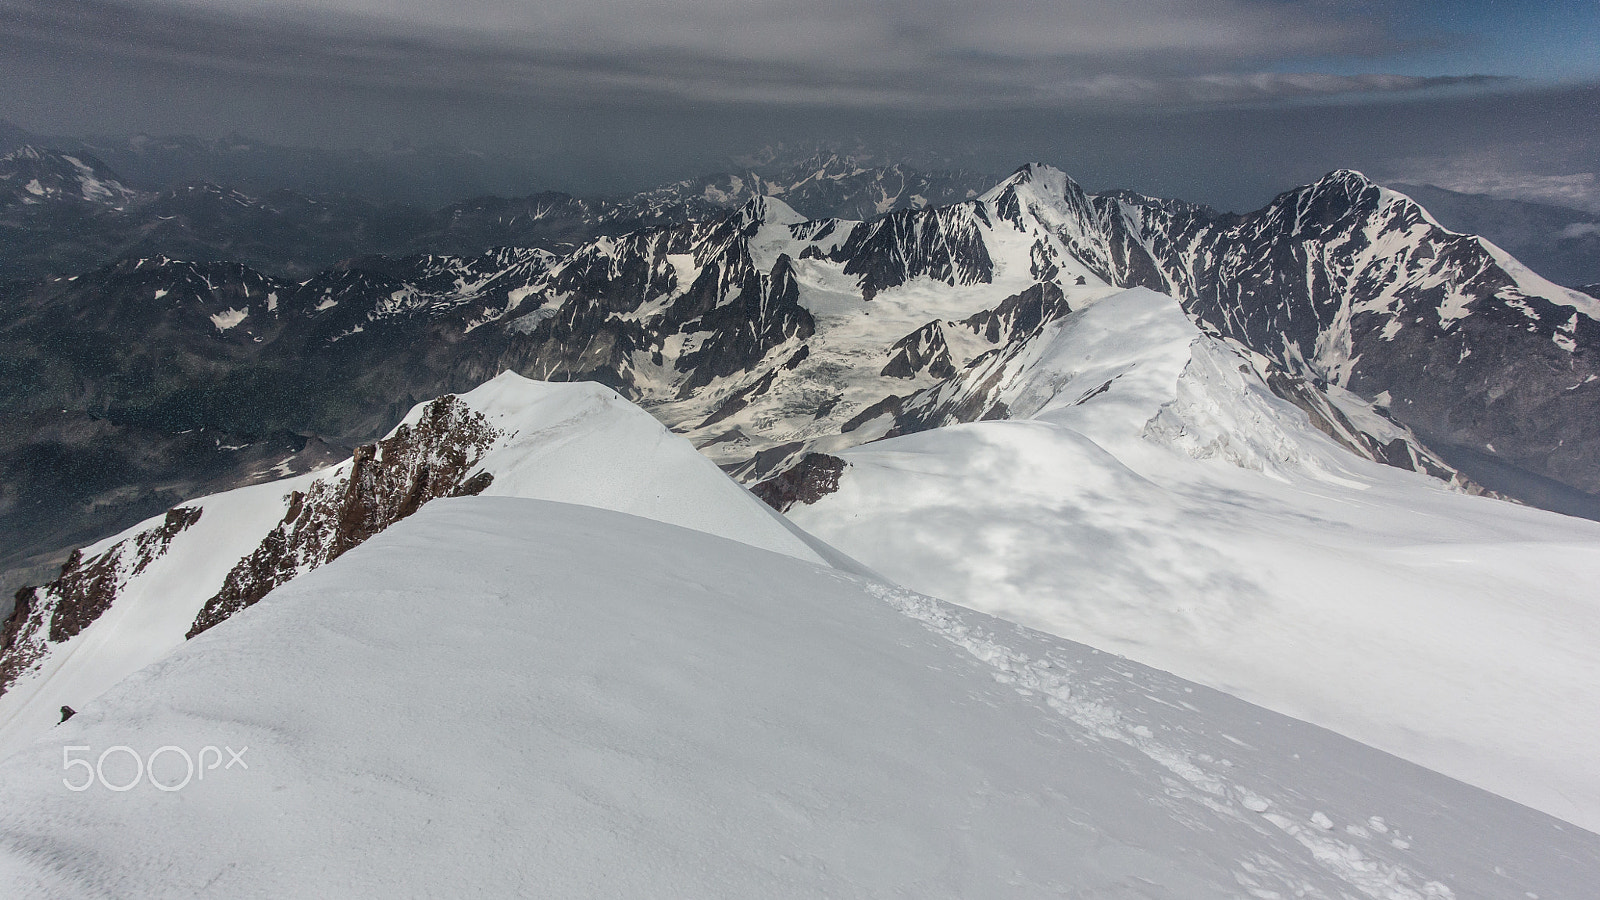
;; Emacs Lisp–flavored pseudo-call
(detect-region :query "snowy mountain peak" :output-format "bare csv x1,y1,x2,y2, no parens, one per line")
732,193,808,229
981,162,1083,205
0,374,832,758
1318,167,1377,188
0,145,141,208
1,144,44,162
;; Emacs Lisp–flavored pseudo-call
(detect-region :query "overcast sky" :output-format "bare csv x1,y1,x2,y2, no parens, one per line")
1,0,1596,210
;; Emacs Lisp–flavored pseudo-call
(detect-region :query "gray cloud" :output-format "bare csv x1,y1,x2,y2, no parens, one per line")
1393,155,1600,213
0,0,1593,216
0,0,1496,110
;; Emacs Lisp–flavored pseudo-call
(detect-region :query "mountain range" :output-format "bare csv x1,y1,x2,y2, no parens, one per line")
0,143,994,282
4,156,1598,603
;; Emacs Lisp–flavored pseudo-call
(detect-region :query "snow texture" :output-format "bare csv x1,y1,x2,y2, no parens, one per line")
0,374,823,761
0,497,1594,898
790,288,1600,833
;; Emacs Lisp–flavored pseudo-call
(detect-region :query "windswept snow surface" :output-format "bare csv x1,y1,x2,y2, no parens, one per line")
0,498,1595,898
789,288,1600,833
0,374,823,761
457,373,825,564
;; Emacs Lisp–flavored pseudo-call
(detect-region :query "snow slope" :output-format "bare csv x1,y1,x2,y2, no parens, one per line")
0,496,1594,898
788,287,1600,832
0,373,824,761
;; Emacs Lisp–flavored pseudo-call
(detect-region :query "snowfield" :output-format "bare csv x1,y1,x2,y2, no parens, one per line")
788,288,1600,833
0,497,1594,898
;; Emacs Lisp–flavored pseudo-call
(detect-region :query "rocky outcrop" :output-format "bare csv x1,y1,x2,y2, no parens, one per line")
670,254,815,394
841,395,906,434
881,322,956,379
751,453,847,513
0,590,36,693
188,395,501,638
0,506,202,695
811,204,995,300
961,282,1072,344
698,368,781,428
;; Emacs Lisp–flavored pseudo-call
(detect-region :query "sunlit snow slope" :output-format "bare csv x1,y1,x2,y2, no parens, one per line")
0,373,828,760
1,497,1595,898
787,287,1600,833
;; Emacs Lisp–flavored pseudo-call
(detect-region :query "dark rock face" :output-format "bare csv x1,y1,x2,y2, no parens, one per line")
882,322,956,379
841,395,906,434
544,230,683,316
896,354,1015,435
49,506,204,643
751,453,847,513
961,282,1072,344
1120,170,1600,496
671,254,816,395
0,590,33,672
1387,183,1600,290
188,395,500,638
726,440,809,482
0,506,201,695
699,368,781,428
813,204,995,300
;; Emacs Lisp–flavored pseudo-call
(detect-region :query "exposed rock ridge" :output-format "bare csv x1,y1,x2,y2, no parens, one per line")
751,453,847,512
187,395,501,638
0,506,202,695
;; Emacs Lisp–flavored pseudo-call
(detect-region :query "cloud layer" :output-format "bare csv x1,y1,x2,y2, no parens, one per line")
0,0,1509,109
0,0,1594,214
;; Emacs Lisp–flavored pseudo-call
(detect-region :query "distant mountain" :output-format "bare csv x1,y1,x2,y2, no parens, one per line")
1126,169,1600,499
1390,182,1600,288
632,151,992,221
0,145,139,208
0,146,428,280
0,123,557,207
0,145,995,281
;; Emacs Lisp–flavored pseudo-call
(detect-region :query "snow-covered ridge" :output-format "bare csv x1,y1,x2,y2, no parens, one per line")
786,288,1600,832
0,497,1594,897
0,373,826,759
